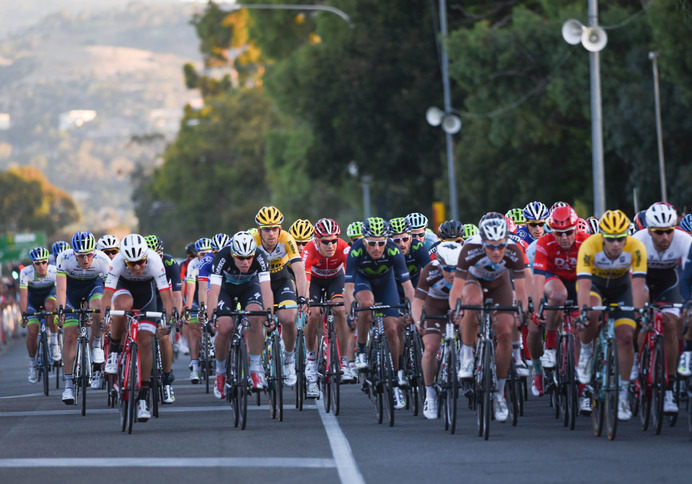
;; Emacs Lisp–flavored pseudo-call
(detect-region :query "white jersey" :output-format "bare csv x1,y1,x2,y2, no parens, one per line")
633,228,692,271
56,249,111,282
185,257,201,284
19,264,57,291
104,249,170,292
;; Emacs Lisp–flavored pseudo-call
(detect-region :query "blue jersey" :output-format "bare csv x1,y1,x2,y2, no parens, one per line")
399,239,432,288
516,226,536,245
345,238,411,284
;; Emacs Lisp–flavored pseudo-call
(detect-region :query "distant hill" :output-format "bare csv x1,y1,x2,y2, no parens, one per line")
0,2,204,234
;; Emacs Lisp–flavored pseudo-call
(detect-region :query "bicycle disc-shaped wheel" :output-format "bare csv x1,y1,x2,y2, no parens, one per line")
564,336,577,430
412,333,425,416
272,332,283,422
368,339,383,424
605,340,619,440
651,340,665,435
639,345,651,430
41,334,50,396
482,341,493,440
329,330,341,416
295,329,305,411
380,336,395,427
319,335,331,414
446,345,459,433
238,337,249,430
79,339,89,416
128,344,139,434
591,346,605,437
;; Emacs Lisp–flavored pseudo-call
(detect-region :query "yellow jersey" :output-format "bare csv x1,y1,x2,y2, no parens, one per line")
253,230,301,279
576,234,647,286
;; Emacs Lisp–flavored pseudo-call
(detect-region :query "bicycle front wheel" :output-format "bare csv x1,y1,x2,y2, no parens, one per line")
40,332,50,396
118,354,127,432
564,335,577,430
128,343,139,434
295,329,305,411
591,344,605,437
639,345,651,430
151,338,160,419
651,339,665,435
238,337,249,430
446,343,458,433
380,335,395,428
411,331,425,416
506,359,519,427
272,332,283,422
605,340,619,440
482,340,492,440
368,338,383,424
329,330,341,416
79,338,89,416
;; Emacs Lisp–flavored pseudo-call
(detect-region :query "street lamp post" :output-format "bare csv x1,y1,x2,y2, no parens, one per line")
649,51,667,202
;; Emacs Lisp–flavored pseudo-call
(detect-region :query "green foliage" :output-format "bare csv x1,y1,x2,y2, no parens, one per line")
190,1,235,64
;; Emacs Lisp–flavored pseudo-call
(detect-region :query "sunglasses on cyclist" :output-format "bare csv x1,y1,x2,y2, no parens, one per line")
650,228,674,235
602,234,627,242
233,254,254,261
527,222,545,227
412,233,426,239
365,239,386,247
75,252,94,259
554,229,575,237
319,239,339,246
440,265,456,272
483,241,508,251
392,236,410,244
33,260,49,266
103,249,119,256
126,258,147,268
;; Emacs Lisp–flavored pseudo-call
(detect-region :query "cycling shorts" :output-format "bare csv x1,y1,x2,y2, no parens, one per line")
309,272,344,304
353,271,400,317
216,277,263,316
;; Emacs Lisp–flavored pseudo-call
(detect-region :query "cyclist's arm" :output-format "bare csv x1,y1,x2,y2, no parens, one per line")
291,259,309,300
19,286,28,314
160,287,174,321
513,276,529,316
448,277,465,311
576,278,592,310
56,273,67,311
207,281,220,314
101,287,115,315
401,279,415,306
411,294,424,324
344,282,355,315
173,287,183,316
632,275,647,310
532,273,546,309
260,278,274,315
184,281,196,310
197,281,207,310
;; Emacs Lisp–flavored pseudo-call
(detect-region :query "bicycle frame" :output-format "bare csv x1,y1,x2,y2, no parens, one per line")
23,309,57,397
311,299,344,415
61,303,100,416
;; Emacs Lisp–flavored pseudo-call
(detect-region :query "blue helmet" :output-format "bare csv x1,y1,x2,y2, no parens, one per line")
51,240,70,256
29,247,50,262
680,213,692,233
195,237,212,253
71,231,96,253
522,201,549,222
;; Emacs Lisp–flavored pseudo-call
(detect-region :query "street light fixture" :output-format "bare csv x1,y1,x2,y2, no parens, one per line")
561,1,608,217
649,51,667,202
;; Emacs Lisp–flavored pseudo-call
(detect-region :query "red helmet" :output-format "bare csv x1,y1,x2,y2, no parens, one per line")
576,218,589,234
314,218,341,238
550,205,578,231
503,215,517,234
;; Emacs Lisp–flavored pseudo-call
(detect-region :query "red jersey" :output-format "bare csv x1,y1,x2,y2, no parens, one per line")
533,232,590,282
302,238,350,281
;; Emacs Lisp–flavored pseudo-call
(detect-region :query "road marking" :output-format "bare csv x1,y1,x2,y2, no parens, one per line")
0,392,44,399
317,393,365,484
0,457,335,468
0,404,317,418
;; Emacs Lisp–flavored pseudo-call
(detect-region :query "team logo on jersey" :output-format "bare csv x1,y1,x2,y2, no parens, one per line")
350,248,363,258
387,247,400,257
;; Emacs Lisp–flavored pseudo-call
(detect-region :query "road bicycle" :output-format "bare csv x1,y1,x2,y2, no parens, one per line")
420,309,459,433
61,302,100,416
456,298,523,440
295,312,307,411
185,304,215,393
539,299,579,430
352,300,409,427
22,309,57,396
105,308,166,434
311,299,344,415
401,319,425,417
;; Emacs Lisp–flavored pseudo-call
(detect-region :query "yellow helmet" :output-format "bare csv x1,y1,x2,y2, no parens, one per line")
289,219,314,241
255,206,284,226
599,210,630,235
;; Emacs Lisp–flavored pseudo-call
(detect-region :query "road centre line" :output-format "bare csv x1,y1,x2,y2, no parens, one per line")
316,394,365,484
0,457,335,468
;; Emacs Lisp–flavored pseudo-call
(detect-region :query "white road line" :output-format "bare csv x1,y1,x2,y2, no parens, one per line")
0,457,335,468
0,404,317,418
317,393,365,484
0,392,44,399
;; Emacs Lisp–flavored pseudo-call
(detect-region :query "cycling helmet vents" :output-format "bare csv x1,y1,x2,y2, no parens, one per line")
389,217,411,235
549,206,578,231
549,201,570,215
314,218,341,238
586,216,600,234
51,240,70,256
362,217,387,237
479,212,508,241
435,242,462,268
29,247,49,262
505,208,526,225
522,201,549,222
405,212,428,230
346,221,363,238
71,231,96,254
231,231,257,257
599,210,630,236
645,202,677,229
211,233,231,251
438,220,464,240
289,219,314,241
120,234,149,262
194,237,212,253
97,235,120,251
503,215,517,234
255,206,284,226
633,210,648,231
145,235,164,253
576,218,589,235
463,223,479,239
680,214,692,233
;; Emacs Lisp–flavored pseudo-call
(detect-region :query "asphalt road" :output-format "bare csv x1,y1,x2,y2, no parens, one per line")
1,333,691,484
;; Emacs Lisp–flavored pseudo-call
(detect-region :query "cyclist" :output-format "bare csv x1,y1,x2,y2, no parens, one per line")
448,213,529,423
411,241,462,419
145,234,182,404
680,213,692,234
177,242,197,356
346,221,364,246
576,210,647,421
49,240,70,266
56,231,110,405
102,234,174,421
586,216,600,235
184,237,213,384
517,201,549,245
345,216,415,410
406,212,440,254
429,220,464,258
633,202,692,413
390,216,431,387
289,219,314,254
19,247,59,383
253,206,309,387
530,205,589,406
506,208,526,231
302,218,354,397
97,235,120,261
207,231,274,396
462,223,479,242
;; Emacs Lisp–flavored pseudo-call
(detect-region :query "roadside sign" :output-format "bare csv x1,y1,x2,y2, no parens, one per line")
0,232,48,263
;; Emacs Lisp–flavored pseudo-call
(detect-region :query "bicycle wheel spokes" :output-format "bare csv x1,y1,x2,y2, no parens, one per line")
128,343,139,434
605,340,619,440
41,332,50,396
482,341,492,440
652,340,665,435
639,345,651,430
272,332,283,422
446,344,458,433
295,329,305,411
380,336,395,428
238,337,249,430
329,331,341,416
565,337,577,430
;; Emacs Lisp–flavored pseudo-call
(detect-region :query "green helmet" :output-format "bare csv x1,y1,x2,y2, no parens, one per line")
389,217,411,235
462,223,479,239
505,208,526,225
346,221,363,238
145,235,163,252
362,217,387,237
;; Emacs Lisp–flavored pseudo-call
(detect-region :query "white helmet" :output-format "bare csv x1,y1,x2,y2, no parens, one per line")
479,212,508,242
435,242,462,268
645,202,677,229
97,234,120,251
120,234,149,262
231,231,257,257
405,212,428,230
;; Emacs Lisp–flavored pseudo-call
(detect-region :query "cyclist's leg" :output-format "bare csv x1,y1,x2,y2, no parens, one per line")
62,298,80,388
25,310,39,359
459,279,482,346
88,284,104,361
353,275,374,351
188,320,202,379
275,278,298,353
